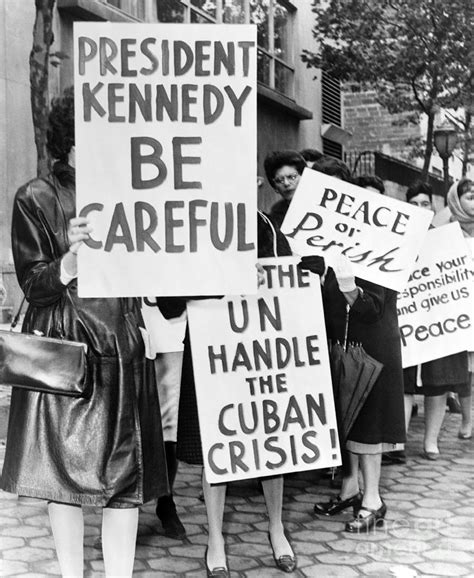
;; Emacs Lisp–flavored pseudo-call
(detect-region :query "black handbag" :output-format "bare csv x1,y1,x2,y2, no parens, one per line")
0,297,90,398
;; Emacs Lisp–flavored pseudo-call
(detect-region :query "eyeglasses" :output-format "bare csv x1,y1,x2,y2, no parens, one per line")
273,173,299,185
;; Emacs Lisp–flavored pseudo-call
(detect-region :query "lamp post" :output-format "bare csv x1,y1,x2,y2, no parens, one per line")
433,122,458,201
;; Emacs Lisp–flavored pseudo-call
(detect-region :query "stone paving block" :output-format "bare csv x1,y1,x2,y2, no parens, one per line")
293,529,339,542
317,552,369,565
293,540,328,555
408,507,454,519
28,536,55,549
438,525,473,538
423,548,474,563
29,559,61,575
148,556,202,573
0,536,25,549
1,525,49,538
446,515,474,527
414,561,471,576
227,553,261,571
0,560,30,576
435,537,474,552
3,546,54,562
169,543,204,559
357,561,413,576
414,498,459,508
18,514,50,527
302,562,360,576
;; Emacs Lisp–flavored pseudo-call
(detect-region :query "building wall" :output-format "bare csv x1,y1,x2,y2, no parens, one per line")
344,89,422,162
0,1,37,310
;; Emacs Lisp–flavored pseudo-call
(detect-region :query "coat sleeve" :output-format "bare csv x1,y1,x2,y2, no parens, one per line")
349,278,387,324
12,183,67,307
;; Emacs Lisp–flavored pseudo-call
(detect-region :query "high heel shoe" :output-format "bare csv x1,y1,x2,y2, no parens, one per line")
314,492,362,516
205,546,229,578
268,531,297,573
345,500,387,533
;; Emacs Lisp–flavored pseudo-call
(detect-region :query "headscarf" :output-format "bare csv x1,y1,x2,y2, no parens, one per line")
447,180,474,238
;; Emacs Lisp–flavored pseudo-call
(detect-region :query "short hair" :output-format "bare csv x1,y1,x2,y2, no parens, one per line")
47,87,75,164
300,148,324,164
311,156,352,183
263,150,307,185
354,174,385,194
406,181,433,203
457,177,473,198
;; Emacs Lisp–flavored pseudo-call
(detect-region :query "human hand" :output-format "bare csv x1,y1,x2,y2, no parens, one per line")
67,217,92,254
256,263,265,287
298,255,325,276
333,255,356,293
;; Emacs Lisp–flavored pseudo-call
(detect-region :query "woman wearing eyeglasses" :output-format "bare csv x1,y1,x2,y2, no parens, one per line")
264,150,307,228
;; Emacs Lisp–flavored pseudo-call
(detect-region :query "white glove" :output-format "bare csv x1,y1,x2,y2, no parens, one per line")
333,255,357,293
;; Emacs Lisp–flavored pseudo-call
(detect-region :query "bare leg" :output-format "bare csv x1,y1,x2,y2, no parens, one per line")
404,394,415,432
261,475,293,558
340,452,360,500
202,470,227,570
359,453,383,512
48,503,84,577
424,394,447,454
459,392,472,438
102,507,138,577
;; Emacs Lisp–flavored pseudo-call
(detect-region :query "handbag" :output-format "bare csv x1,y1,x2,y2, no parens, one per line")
0,297,90,397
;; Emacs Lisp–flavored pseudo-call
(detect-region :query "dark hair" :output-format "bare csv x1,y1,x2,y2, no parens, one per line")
354,174,385,194
311,157,352,183
47,87,75,164
406,181,433,203
263,150,307,185
457,177,473,198
300,148,324,164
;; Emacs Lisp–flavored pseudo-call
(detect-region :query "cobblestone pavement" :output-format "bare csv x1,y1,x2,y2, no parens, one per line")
1,386,473,577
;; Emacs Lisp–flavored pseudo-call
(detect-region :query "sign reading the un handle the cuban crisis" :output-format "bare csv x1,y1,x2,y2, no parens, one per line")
281,169,433,292
187,257,341,484
73,23,257,297
397,223,474,367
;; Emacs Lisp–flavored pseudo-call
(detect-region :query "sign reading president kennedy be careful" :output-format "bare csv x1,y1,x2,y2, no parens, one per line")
73,23,257,297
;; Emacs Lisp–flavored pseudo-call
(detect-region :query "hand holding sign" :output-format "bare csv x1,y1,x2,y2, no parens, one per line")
333,255,357,294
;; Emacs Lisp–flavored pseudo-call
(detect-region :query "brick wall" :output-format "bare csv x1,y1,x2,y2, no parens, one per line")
344,90,422,162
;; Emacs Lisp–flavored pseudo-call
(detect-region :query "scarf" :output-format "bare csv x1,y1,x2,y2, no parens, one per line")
447,181,474,238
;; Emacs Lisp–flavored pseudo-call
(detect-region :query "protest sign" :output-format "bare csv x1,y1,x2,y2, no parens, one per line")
397,222,474,367
73,23,257,297
187,257,341,484
281,169,432,291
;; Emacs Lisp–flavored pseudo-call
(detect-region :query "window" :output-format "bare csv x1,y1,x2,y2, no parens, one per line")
157,0,296,98
102,0,146,19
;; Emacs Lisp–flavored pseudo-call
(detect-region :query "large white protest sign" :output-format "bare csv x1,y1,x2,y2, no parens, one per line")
187,257,341,484
281,169,432,291
74,23,257,297
397,223,474,367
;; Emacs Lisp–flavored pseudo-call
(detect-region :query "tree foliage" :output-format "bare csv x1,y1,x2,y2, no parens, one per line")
302,0,472,177
30,0,56,178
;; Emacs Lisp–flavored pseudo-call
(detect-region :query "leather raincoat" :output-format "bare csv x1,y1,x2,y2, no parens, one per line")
1,163,168,506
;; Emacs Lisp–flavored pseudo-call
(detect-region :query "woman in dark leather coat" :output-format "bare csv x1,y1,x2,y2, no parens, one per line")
0,89,168,577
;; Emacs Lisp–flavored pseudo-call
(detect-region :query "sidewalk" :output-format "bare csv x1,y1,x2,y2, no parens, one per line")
1,389,473,577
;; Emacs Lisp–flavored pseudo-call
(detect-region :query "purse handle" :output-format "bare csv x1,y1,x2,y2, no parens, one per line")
258,211,278,257
10,296,26,330
343,303,350,352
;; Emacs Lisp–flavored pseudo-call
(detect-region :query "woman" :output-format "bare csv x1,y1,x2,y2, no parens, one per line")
264,150,307,228
0,89,168,577
160,212,323,575
312,163,405,532
421,178,474,455
315,258,405,531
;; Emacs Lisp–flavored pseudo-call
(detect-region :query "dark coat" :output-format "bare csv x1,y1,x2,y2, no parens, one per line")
322,270,405,445
0,164,168,506
162,212,292,465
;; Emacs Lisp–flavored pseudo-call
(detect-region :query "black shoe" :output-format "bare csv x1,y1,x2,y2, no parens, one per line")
314,492,362,516
345,500,387,533
447,396,462,414
156,495,186,539
268,532,296,573
205,546,229,577
382,450,406,465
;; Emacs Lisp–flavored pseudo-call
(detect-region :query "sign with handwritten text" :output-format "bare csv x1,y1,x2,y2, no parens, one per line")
397,223,474,367
74,23,257,297
281,169,432,291
187,257,341,484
